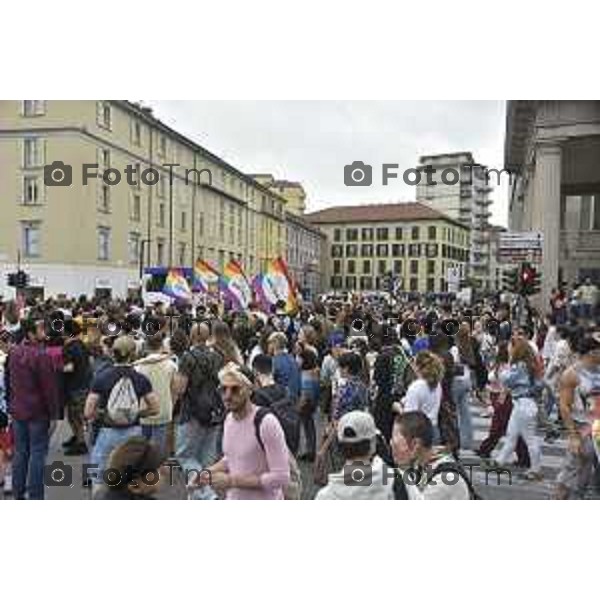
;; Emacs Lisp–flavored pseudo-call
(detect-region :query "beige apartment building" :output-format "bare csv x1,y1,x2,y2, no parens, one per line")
306,202,470,294
0,100,292,298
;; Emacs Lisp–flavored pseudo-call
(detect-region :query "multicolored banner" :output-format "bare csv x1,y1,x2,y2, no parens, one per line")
193,259,220,293
220,260,252,310
256,257,298,313
163,268,192,300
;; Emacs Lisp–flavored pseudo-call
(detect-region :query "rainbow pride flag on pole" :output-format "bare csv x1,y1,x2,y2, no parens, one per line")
220,260,252,310
163,268,192,300
260,257,298,313
193,259,220,293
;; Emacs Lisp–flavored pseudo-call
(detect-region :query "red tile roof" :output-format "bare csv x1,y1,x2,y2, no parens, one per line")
305,202,468,228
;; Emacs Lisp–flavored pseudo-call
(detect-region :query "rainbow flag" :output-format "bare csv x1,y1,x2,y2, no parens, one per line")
193,259,220,293
163,268,192,300
220,260,252,310
262,257,298,313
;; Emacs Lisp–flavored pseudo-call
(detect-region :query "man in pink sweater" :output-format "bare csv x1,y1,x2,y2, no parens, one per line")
195,362,290,500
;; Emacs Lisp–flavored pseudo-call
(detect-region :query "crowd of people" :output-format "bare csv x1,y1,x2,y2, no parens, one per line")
0,283,599,500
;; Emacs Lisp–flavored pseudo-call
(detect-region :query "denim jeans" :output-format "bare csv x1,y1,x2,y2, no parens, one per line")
12,419,50,500
452,375,474,450
89,426,142,485
142,423,169,457
175,419,220,500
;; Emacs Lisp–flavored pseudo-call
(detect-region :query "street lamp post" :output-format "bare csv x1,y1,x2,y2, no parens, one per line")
139,238,151,281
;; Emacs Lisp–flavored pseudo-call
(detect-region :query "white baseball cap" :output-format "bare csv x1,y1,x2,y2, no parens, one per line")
337,411,378,444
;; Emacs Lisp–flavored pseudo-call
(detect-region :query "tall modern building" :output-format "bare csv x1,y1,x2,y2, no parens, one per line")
306,202,470,294
0,100,312,299
505,100,600,305
416,152,493,290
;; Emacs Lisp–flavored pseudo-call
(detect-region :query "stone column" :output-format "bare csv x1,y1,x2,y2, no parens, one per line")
533,142,562,308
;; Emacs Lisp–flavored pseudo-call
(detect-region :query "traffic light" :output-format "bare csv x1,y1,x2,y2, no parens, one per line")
502,268,520,294
6,272,17,287
520,262,541,296
16,270,29,288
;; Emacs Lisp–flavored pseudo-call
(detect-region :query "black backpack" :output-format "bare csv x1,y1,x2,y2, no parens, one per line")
183,347,224,426
393,461,482,500
253,386,300,455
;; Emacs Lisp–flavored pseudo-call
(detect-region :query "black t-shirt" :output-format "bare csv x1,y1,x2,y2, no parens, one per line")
91,365,152,426
64,339,91,394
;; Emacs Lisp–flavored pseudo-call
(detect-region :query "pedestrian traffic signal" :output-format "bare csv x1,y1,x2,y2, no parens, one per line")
520,262,540,296
6,270,29,289
502,268,520,294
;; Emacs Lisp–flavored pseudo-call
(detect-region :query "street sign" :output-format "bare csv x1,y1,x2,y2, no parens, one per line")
498,231,543,264
447,266,460,293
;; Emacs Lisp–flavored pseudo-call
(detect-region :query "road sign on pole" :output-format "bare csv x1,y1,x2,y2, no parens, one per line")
498,232,543,264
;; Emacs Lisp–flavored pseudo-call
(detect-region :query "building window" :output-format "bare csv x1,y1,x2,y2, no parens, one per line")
97,101,112,129
178,242,186,266
23,100,45,116
411,226,420,240
128,233,140,264
346,228,358,241
23,138,41,168
347,260,356,275
428,226,437,240
131,193,141,221
362,260,371,274
22,222,40,257
378,260,387,275
395,227,403,240
376,244,389,257
331,276,342,290
132,120,142,146
361,244,373,257
346,244,358,257
410,260,419,274
426,243,438,258
181,210,187,232
393,260,402,274
331,245,343,258
156,239,165,266
376,227,389,241
392,244,405,257
23,176,40,205
158,203,166,227
159,135,167,157
427,278,435,292
334,228,342,242
362,228,373,241
427,260,435,275
408,243,421,257
99,184,110,212
333,260,342,275
360,276,373,290
345,276,357,290
97,227,110,261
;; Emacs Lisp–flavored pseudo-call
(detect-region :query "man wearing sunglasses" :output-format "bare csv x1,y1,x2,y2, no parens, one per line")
194,362,290,499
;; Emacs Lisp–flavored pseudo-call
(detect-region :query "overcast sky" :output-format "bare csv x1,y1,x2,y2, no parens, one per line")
148,101,508,226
